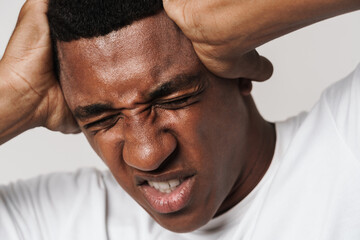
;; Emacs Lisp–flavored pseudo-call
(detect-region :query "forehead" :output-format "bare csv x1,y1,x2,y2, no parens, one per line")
57,12,201,110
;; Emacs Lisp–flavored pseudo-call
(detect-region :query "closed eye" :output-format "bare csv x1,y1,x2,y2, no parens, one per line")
84,114,122,134
155,81,207,110
156,95,195,110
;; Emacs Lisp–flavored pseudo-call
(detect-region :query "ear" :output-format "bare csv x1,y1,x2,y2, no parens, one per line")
238,78,253,96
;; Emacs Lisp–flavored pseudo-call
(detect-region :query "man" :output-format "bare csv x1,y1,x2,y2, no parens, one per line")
0,0,359,239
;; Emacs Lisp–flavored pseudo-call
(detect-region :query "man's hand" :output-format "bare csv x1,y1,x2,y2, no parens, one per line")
164,0,360,79
0,0,79,145
163,0,273,80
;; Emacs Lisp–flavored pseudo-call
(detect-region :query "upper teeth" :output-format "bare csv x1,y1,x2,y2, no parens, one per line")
148,179,181,193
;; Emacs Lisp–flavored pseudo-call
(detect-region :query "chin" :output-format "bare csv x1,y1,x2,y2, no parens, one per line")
149,208,215,233
157,219,206,233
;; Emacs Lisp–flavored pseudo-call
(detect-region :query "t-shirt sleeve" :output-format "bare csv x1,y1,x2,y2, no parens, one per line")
323,63,360,160
0,168,108,240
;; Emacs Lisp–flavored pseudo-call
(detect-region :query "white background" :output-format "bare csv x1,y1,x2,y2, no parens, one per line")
0,0,359,184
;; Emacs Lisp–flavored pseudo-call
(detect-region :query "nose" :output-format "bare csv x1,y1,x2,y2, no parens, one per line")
122,111,177,171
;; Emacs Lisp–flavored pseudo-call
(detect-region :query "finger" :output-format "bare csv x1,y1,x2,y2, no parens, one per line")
194,45,273,80
5,0,50,57
235,50,273,81
61,127,81,134
163,0,184,22
19,0,49,22
62,126,81,134
59,115,81,134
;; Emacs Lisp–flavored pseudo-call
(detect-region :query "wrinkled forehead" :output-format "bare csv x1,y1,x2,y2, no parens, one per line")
57,11,201,108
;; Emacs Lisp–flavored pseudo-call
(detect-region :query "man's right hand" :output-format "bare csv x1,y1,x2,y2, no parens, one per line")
0,0,79,145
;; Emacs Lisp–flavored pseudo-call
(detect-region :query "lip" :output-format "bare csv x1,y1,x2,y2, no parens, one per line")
138,175,196,214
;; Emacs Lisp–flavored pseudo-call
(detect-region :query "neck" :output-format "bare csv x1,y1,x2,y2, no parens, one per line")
215,96,276,217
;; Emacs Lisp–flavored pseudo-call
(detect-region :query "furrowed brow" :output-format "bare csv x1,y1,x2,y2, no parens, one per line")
74,72,205,121
148,72,205,101
74,103,114,121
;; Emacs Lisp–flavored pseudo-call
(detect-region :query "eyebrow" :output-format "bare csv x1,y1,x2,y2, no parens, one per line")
74,103,115,121
74,71,205,121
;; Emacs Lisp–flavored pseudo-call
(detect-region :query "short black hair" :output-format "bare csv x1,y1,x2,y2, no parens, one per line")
47,0,163,78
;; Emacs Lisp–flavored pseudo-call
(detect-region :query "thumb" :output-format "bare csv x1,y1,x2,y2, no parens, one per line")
237,50,273,81
163,0,187,26
194,47,273,81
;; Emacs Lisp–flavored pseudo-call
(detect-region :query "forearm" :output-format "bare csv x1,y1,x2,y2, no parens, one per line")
230,0,360,52
0,61,42,145
164,0,360,79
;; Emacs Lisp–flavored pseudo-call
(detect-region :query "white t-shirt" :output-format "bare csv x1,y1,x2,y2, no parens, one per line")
1,64,359,240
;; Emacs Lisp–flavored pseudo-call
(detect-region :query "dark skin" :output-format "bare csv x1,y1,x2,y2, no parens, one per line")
58,12,275,233
0,0,358,234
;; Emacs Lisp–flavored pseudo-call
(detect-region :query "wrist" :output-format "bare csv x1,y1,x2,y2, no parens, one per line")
0,62,44,143
238,0,360,51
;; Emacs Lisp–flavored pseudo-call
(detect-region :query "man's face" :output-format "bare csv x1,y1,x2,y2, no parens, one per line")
58,12,251,232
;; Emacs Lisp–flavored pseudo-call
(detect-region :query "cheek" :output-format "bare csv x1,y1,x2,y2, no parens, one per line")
185,86,246,154
185,83,248,184
86,131,138,194
161,86,246,171
84,130,123,171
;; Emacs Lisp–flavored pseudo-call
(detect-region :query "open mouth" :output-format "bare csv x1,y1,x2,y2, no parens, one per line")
137,174,196,214
147,178,183,193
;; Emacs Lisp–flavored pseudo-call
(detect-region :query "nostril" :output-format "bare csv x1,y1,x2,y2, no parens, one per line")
122,133,178,172
150,144,179,173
